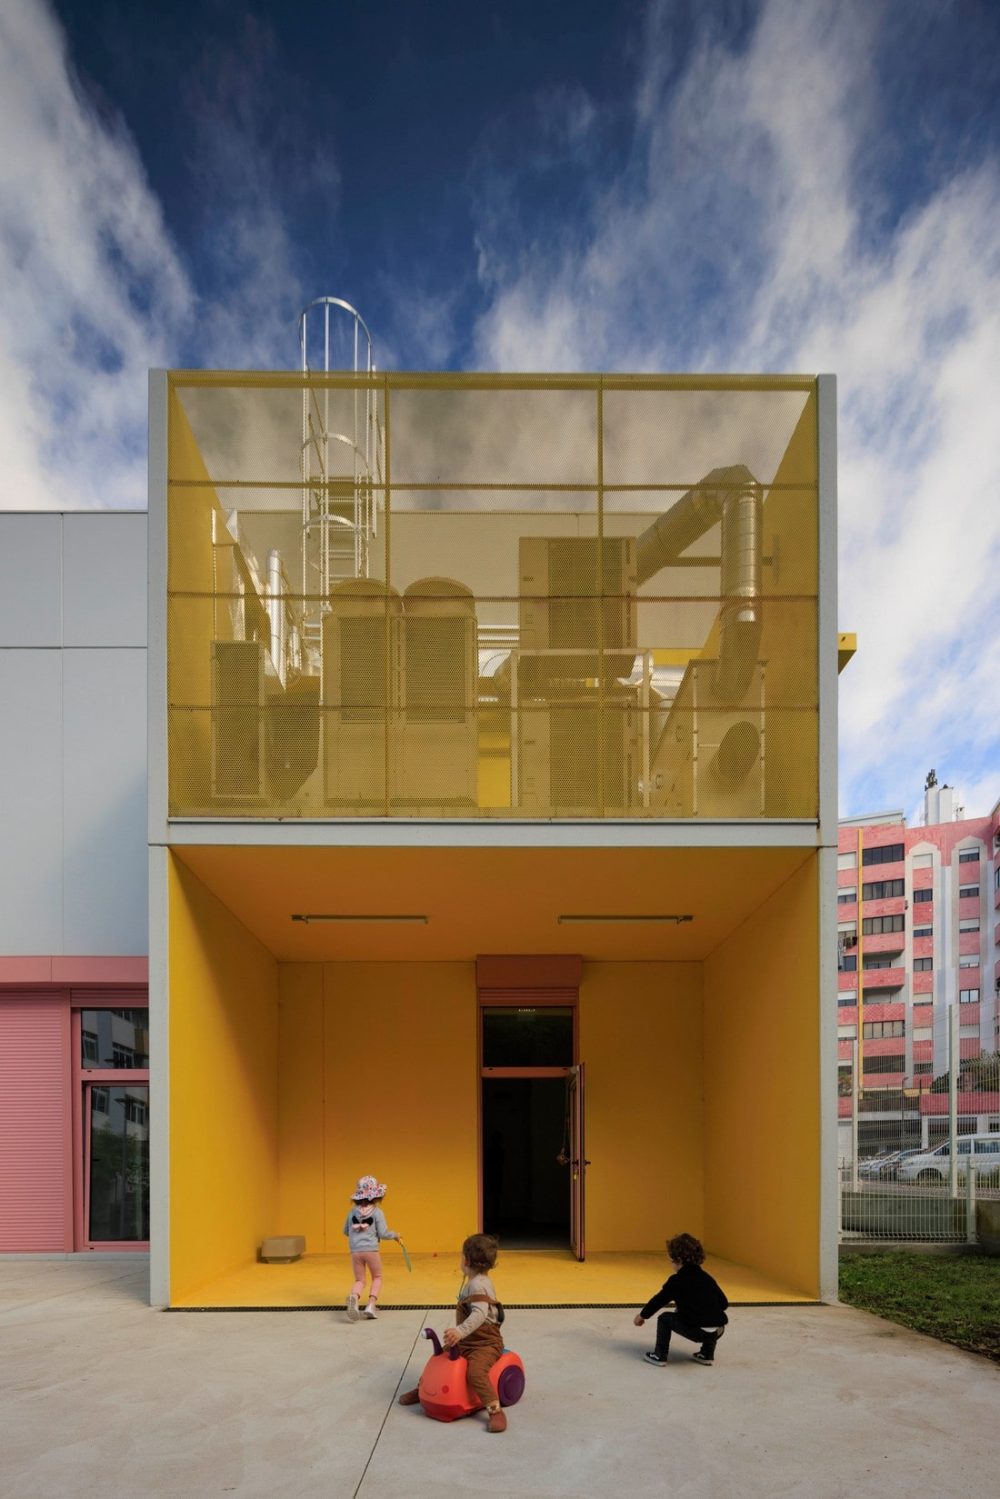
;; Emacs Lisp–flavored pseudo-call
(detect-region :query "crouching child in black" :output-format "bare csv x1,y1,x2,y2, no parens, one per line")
634,1233,728,1366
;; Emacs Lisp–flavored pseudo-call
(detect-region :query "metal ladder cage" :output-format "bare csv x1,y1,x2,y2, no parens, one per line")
298,297,383,661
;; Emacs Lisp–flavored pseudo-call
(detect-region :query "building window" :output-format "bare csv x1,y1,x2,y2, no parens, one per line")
959,849,980,863
862,914,905,935
913,888,933,904
839,955,858,972
864,1054,905,1073
862,843,904,866
958,918,980,932
914,1062,933,1075
838,888,857,904
959,988,980,1004
861,878,905,901
838,1025,857,1039
913,957,933,971
913,926,932,938
862,954,894,970
912,853,933,869
862,1020,905,1039
838,994,857,1008
837,851,857,871
959,955,978,969
958,885,980,899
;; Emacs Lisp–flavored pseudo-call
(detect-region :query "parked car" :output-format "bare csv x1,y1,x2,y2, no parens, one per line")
874,1147,923,1181
897,1134,1000,1184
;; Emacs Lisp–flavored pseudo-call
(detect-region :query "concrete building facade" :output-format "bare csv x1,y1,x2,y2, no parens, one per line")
836,784,1000,1157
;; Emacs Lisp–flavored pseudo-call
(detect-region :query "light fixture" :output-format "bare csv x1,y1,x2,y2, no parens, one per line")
557,914,694,925
291,914,429,924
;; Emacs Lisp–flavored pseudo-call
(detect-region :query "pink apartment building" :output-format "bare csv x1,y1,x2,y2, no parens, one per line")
837,778,1000,1157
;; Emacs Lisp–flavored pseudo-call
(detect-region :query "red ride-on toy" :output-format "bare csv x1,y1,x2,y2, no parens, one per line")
415,1327,526,1422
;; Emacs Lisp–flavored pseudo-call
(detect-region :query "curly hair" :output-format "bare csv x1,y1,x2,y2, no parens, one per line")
667,1232,705,1266
462,1233,499,1272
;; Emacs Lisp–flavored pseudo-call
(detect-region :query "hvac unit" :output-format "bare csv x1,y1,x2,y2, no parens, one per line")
518,537,638,680
399,578,478,805
321,579,402,806
650,659,765,818
517,690,639,815
211,639,266,801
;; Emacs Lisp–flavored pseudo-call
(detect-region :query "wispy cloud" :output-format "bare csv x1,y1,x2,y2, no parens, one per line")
0,1,336,511
0,0,192,509
468,0,1000,818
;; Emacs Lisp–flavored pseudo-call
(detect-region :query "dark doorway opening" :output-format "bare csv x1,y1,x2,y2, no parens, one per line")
482,1077,569,1247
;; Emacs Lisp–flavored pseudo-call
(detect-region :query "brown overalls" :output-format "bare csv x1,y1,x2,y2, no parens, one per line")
456,1292,504,1408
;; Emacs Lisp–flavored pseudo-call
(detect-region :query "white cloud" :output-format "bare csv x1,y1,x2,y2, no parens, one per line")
469,0,1000,819
0,0,193,510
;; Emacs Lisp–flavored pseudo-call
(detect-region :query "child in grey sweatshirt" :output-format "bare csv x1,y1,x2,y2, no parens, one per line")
344,1175,398,1320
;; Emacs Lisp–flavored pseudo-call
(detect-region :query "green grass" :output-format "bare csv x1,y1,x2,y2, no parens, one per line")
839,1253,1000,1362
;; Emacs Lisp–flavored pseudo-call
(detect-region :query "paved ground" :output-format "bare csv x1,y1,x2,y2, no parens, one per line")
1,1258,997,1499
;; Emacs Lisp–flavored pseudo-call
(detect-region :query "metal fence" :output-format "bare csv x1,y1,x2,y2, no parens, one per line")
838,1042,1000,1244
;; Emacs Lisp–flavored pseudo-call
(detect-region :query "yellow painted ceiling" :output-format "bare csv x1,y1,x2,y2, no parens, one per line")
172,844,812,962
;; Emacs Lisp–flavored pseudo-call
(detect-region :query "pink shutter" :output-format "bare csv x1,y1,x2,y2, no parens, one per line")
0,995,72,1250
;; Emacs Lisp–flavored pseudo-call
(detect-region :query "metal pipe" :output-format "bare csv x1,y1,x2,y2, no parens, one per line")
267,550,286,687
634,464,763,700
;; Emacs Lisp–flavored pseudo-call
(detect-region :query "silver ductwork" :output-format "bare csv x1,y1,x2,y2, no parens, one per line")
635,464,763,700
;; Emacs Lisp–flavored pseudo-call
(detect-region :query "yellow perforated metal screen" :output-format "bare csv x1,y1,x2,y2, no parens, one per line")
165,372,821,820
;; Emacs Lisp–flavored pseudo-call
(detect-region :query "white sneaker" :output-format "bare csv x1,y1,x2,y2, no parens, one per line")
346,1294,360,1321
362,1303,378,1319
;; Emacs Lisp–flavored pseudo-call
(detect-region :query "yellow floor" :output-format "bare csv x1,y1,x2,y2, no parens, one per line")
172,1250,818,1309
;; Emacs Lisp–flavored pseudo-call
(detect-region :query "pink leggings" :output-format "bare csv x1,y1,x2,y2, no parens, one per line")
351,1251,383,1300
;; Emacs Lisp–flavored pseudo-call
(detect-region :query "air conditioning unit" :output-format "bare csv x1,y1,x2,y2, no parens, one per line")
399,578,478,806
211,640,265,801
517,690,638,815
650,659,765,817
321,581,402,806
518,537,637,681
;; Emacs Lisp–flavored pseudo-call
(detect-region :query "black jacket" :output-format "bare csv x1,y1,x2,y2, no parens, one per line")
640,1262,729,1327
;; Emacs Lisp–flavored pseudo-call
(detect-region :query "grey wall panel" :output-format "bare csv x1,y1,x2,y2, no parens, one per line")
63,513,147,647
62,649,148,954
0,515,62,646
0,651,64,951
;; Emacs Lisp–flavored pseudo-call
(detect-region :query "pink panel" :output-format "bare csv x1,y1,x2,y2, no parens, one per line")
52,956,148,984
0,995,72,1250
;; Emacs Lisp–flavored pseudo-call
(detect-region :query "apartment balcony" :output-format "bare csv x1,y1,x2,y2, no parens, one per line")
860,966,905,991
161,371,823,823
863,930,905,956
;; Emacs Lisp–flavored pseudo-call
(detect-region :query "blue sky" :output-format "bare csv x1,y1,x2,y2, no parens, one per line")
1,0,998,820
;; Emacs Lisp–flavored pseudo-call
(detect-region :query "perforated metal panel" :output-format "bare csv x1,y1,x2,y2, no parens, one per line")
165,373,821,820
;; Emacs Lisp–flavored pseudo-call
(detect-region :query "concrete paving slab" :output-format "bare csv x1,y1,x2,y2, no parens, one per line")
0,1262,996,1499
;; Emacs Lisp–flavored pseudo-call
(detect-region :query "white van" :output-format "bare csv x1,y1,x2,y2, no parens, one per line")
897,1133,1000,1184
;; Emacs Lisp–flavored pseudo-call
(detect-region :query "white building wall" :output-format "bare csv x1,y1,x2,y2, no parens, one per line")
0,513,148,958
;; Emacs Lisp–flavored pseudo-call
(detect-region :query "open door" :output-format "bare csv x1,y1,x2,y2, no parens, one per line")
568,1063,588,1261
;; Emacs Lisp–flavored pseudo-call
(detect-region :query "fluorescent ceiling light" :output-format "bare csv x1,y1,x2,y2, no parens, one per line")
557,914,694,924
291,914,429,924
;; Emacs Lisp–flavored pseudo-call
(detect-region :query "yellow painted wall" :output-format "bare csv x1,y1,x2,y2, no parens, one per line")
277,962,478,1254
703,856,820,1295
581,962,703,1250
169,856,279,1302
277,957,702,1256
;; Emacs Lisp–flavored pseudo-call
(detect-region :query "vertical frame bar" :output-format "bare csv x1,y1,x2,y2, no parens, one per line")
816,374,840,1300
147,371,169,844
148,844,170,1305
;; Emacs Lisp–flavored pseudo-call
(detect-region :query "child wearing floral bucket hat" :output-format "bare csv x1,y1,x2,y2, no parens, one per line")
343,1175,399,1320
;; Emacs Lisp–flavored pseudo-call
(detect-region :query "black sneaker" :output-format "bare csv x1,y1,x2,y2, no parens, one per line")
643,1351,668,1366
692,1352,714,1365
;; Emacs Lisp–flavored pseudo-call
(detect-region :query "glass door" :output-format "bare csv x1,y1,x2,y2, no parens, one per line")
74,1005,150,1249
84,1084,150,1243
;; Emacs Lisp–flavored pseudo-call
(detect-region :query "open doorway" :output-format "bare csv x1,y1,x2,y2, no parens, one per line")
482,1076,569,1246
479,999,577,1249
